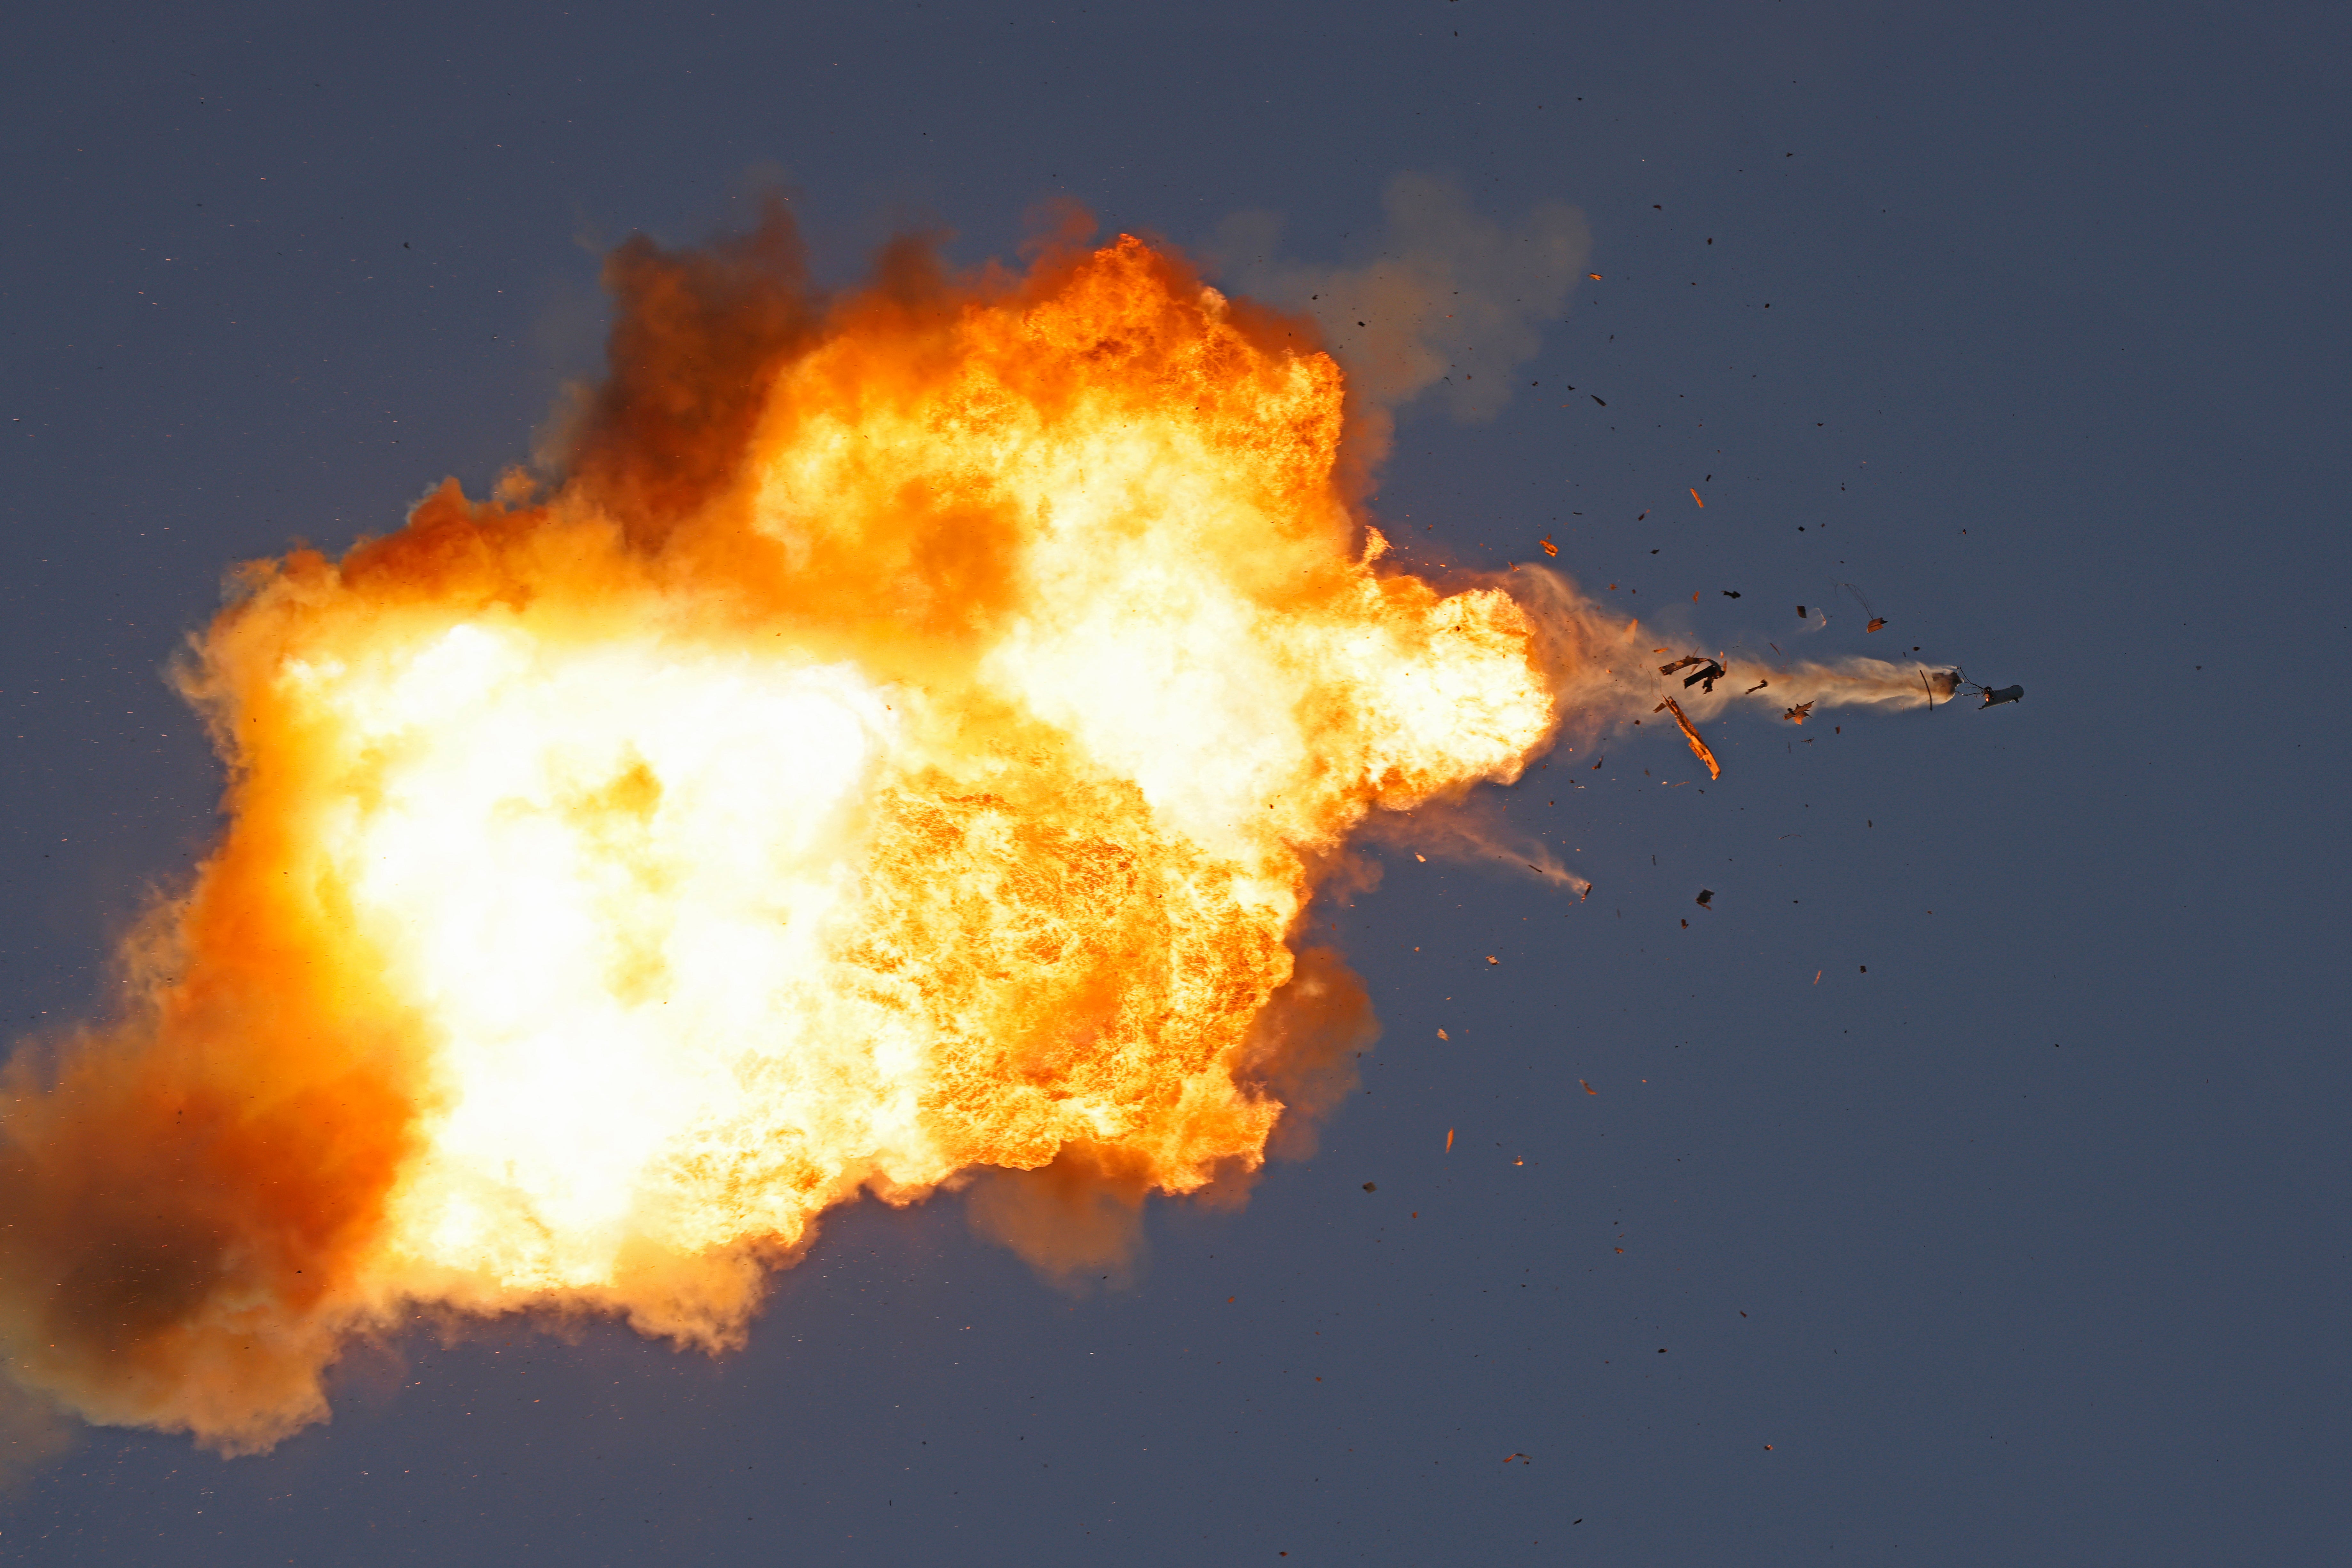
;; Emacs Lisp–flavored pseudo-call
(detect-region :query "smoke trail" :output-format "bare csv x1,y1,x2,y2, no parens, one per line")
1503,566,1963,723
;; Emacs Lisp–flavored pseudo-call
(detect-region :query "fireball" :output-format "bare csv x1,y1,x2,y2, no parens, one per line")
0,213,1565,1451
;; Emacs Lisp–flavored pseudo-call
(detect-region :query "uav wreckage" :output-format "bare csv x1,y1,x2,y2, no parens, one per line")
1641,657,2021,780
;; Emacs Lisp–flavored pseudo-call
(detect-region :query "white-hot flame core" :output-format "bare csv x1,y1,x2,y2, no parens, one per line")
292,626,905,1290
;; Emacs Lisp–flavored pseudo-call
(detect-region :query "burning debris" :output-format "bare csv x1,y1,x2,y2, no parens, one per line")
1783,701,1815,723
1653,696,1723,780
1684,660,1725,693
1657,654,1726,694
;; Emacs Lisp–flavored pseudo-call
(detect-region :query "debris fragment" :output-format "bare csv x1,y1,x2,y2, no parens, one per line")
1978,683,2024,708
1796,605,1807,618
1695,888,1714,908
1681,659,1725,692
1362,1182,1377,1192
1782,701,1814,724
1591,395,1606,406
1588,272,1602,280
1446,1128,1454,1151
1658,655,1708,676
1721,589,1740,598
1486,956,1499,965
1436,1029,1449,1040
1590,756,1603,769
1657,696,1722,779
1540,536,1558,557
1744,679,1769,694
1580,1079,1596,1095
1866,617,1887,633
1690,488,1705,507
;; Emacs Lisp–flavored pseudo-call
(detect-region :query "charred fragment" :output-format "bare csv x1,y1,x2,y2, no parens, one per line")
1656,696,1723,780
1682,660,1726,693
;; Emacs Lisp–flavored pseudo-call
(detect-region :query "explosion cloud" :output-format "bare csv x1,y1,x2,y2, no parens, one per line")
0,208,1584,1453
0,204,1958,1455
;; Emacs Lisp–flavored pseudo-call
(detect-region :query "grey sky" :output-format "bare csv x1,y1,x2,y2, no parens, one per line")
2,1,2344,1562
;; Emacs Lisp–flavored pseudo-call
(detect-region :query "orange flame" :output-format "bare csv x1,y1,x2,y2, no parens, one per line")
0,210,1571,1451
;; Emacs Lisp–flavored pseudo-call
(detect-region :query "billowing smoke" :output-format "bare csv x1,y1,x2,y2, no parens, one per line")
1212,172,1592,426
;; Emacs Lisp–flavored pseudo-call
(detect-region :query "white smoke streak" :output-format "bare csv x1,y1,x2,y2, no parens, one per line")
1364,797,1593,899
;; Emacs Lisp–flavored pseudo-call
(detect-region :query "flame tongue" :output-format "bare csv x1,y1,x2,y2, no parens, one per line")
0,221,1567,1448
